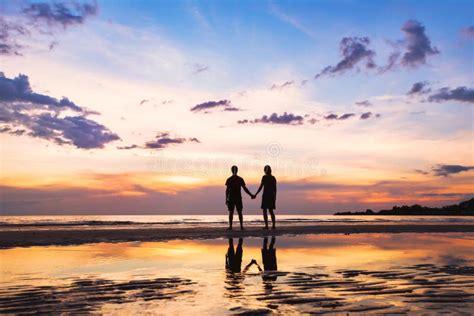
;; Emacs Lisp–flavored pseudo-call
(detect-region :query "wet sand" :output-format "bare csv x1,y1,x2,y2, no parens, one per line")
2,263,473,314
1,223,474,248
1,234,473,314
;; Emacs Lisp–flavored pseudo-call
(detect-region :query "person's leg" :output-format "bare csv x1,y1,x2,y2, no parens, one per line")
237,200,244,230
262,209,268,229
269,236,275,249
263,236,268,250
237,210,244,230
269,209,276,229
228,210,234,230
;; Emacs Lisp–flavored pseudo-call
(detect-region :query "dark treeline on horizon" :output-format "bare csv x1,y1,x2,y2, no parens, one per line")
335,198,474,216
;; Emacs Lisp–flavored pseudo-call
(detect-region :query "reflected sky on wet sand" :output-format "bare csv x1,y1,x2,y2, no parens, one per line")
1,233,474,314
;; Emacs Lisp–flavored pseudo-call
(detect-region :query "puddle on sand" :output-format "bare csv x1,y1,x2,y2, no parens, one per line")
1,233,473,314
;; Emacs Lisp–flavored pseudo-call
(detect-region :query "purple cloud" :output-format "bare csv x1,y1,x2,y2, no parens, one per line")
427,86,474,104
432,164,474,177
0,17,29,56
461,26,474,39
191,63,210,74
22,1,99,28
407,81,431,95
190,99,241,113
0,72,83,112
324,113,355,121
145,133,200,149
118,133,200,150
1,1,98,56
355,100,372,107
315,37,376,79
238,112,304,125
324,113,338,120
270,80,295,90
0,72,119,149
338,113,355,120
400,20,439,68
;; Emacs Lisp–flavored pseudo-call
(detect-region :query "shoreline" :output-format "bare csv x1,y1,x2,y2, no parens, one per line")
1,223,474,248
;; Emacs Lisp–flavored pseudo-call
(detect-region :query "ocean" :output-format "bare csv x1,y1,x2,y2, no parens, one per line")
1,214,473,229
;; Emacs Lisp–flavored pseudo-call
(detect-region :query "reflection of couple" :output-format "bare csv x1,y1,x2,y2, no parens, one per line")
225,237,278,276
225,165,277,230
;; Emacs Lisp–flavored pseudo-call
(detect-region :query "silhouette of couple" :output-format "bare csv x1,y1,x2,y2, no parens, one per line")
225,165,277,230
225,237,278,276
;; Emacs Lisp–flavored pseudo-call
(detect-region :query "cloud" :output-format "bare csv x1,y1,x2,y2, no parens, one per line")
191,63,209,74
400,20,439,67
118,133,200,150
379,20,438,72
0,17,29,56
407,81,431,95
312,20,438,77
138,99,149,106
270,80,295,90
117,144,139,150
461,26,474,39
324,113,338,120
0,126,27,136
324,113,355,121
360,112,372,120
314,37,376,79
144,132,200,149
0,72,84,111
432,164,474,177
338,113,355,120
238,112,304,125
427,86,474,104
0,72,119,149
414,169,430,175
190,99,240,113
378,50,401,73
22,1,99,28
1,1,98,56
223,107,241,112
355,100,372,107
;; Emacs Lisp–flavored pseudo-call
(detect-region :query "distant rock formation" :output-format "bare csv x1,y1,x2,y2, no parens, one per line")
334,198,474,216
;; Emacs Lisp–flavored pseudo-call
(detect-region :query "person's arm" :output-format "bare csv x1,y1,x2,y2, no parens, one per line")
241,179,253,197
242,185,253,197
225,180,230,205
243,260,255,273
255,177,264,196
274,177,277,200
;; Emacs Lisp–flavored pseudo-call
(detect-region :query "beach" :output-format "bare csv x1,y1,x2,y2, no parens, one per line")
2,222,474,248
1,216,474,314
1,231,474,314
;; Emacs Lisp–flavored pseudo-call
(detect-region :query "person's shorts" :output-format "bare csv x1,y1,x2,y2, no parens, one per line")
227,199,243,212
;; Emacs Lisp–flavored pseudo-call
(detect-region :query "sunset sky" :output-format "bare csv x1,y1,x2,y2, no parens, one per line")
1,0,473,214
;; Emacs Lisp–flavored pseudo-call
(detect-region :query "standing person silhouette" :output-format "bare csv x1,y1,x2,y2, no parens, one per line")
225,165,253,230
225,238,243,273
253,165,277,230
252,237,279,282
